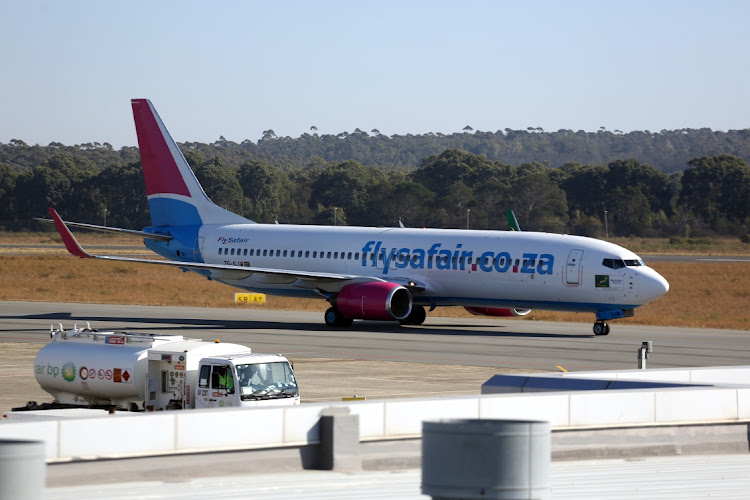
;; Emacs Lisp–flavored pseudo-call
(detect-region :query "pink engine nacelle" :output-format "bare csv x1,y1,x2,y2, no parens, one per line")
464,306,532,317
335,282,412,321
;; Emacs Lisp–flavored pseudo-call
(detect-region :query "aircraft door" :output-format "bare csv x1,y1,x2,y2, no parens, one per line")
565,249,584,285
375,250,385,270
193,237,204,262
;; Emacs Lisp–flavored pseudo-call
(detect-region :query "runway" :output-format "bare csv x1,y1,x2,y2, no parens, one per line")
2,301,749,372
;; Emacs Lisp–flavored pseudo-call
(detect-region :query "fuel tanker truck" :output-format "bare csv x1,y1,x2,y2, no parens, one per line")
26,324,299,412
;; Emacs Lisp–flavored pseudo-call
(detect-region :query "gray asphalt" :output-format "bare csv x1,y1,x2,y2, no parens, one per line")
2,301,749,372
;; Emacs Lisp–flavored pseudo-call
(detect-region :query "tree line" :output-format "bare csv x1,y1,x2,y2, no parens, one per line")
1,148,748,238
2,126,750,175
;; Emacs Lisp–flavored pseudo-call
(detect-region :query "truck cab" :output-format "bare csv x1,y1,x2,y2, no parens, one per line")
145,341,299,411
195,354,299,409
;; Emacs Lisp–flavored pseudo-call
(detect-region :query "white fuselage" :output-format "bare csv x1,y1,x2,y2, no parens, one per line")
184,224,668,314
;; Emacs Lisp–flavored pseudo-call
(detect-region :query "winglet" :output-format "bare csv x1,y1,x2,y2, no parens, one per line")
505,209,521,231
48,208,94,258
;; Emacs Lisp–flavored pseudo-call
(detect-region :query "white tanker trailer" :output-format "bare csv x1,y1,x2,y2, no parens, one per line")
27,324,299,411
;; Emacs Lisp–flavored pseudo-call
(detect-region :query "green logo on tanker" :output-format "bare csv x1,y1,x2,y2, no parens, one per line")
61,362,76,382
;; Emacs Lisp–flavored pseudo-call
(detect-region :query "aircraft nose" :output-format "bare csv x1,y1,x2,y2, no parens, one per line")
642,269,669,302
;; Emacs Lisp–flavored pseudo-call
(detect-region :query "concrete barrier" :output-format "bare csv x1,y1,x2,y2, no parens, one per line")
569,391,654,426
383,397,480,436
655,388,738,422
479,394,569,427
176,407,285,451
4,366,750,462
59,413,175,458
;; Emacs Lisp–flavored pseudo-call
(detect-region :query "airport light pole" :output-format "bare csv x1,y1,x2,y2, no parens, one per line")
466,209,470,230
334,207,337,226
604,210,608,238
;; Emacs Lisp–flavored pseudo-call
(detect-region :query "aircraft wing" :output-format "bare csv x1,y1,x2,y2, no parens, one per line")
48,208,366,285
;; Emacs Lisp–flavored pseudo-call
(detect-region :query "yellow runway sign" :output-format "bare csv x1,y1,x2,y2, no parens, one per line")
234,293,266,304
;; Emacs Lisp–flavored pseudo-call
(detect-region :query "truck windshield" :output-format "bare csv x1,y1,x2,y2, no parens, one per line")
236,362,298,399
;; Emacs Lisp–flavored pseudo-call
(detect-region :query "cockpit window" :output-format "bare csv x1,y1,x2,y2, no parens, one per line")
602,258,625,269
603,258,645,269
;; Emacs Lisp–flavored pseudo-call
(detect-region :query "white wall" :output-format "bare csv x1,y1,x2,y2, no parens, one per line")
3,367,750,462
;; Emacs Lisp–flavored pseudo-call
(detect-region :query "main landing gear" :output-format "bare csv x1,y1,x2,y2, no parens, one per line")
593,321,610,336
399,305,427,326
324,307,353,327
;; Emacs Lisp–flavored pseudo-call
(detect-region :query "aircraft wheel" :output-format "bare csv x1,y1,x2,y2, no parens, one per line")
340,316,354,327
399,305,425,325
325,307,352,327
593,322,609,336
325,307,342,327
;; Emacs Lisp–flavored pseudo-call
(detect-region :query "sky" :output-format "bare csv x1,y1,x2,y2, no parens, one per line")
2,1,749,149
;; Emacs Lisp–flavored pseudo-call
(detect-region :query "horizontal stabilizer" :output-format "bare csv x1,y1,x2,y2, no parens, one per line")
47,207,367,286
35,217,171,241
48,208,94,258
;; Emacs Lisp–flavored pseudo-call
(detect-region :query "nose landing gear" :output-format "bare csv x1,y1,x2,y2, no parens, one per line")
593,321,610,336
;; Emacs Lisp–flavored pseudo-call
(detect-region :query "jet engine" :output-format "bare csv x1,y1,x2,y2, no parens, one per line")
334,282,412,321
464,306,532,317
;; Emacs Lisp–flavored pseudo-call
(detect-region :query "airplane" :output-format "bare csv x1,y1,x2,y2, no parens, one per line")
45,99,669,336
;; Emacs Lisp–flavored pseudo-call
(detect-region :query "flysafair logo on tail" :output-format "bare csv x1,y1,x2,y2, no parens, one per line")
361,241,554,275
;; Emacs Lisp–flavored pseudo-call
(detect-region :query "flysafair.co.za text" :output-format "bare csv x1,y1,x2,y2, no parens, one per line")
361,241,554,275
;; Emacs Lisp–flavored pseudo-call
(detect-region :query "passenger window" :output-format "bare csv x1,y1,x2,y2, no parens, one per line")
230,248,235,256
348,252,352,259
263,250,268,256
243,249,248,256
355,252,359,260
327,252,332,258
306,251,310,258
249,249,254,256
334,252,338,258
313,251,317,258
283,250,288,257
276,250,281,257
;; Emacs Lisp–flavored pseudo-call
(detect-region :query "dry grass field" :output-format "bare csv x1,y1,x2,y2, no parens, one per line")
1,253,748,330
